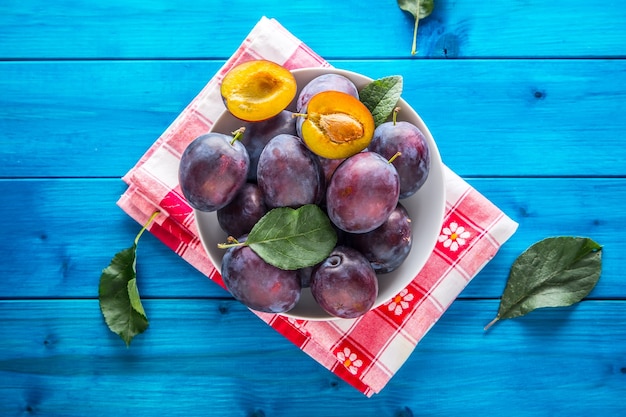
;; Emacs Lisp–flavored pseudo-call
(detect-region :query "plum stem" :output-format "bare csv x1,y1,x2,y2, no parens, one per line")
292,112,308,120
387,151,402,164
230,127,246,145
392,107,401,125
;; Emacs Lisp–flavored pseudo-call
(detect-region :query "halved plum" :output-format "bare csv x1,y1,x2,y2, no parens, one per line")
220,60,297,122
297,91,375,159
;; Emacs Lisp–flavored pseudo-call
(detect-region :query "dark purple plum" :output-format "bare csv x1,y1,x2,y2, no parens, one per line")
369,120,430,198
316,156,346,207
319,156,345,185
222,244,301,313
310,246,378,319
346,203,413,274
178,132,249,212
241,110,297,181
217,183,268,238
257,134,325,208
296,73,359,113
326,152,400,233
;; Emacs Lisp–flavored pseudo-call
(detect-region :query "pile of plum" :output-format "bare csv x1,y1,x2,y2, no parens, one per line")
178,62,430,319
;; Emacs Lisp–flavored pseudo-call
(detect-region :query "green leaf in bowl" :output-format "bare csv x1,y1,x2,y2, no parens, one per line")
219,204,337,271
359,76,403,127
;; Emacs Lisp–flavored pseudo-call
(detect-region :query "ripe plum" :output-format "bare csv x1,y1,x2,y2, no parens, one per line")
310,246,378,318
257,134,325,208
241,110,297,181
217,183,268,238
326,151,400,233
369,120,430,198
347,203,413,274
222,244,301,313
178,132,249,212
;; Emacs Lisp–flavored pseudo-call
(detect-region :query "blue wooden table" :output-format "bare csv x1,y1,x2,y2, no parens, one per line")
1,1,625,415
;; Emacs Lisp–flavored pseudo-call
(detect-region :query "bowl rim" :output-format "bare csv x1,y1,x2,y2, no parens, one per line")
194,66,446,321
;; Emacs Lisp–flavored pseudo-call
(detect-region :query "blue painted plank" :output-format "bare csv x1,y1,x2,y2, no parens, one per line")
0,178,621,300
0,299,623,416
464,176,624,299
1,59,625,178
1,0,625,59
0,178,221,300
0,60,216,178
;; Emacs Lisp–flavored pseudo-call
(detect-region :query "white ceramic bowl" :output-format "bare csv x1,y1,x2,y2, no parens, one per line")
194,67,445,320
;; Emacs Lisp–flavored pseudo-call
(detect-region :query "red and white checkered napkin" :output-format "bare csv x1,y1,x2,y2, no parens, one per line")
118,16,518,396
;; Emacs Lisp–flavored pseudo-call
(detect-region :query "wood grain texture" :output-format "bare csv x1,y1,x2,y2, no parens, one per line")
0,177,621,299
1,0,625,59
0,299,623,416
1,59,625,178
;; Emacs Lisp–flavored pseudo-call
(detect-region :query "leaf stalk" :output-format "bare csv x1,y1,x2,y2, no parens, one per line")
217,241,246,249
134,210,160,246
483,316,500,331
411,8,419,55
217,236,245,250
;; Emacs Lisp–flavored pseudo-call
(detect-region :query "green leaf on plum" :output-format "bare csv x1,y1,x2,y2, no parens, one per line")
484,236,603,331
359,76,403,127
99,211,158,346
397,0,435,55
239,204,337,270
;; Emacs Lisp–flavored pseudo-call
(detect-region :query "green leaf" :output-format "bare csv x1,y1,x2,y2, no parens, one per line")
485,236,603,331
397,0,435,20
99,211,158,346
359,76,403,127
127,278,147,318
224,204,337,270
99,245,148,346
397,0,435,55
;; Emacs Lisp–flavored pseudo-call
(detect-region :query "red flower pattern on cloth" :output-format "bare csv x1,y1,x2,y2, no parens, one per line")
116,16,518,397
